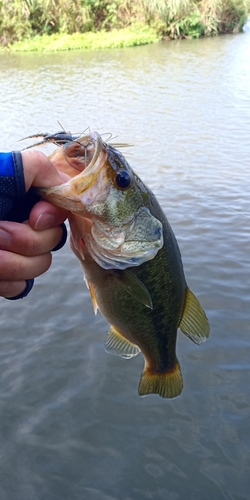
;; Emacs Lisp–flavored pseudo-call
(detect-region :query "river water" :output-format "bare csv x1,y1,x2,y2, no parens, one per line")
0,32,250,500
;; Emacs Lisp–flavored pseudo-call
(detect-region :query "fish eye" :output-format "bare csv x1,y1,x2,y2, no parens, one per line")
115,170,131,189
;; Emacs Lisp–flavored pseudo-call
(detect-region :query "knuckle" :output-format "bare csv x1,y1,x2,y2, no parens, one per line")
22,236,40,256
19,230,40,256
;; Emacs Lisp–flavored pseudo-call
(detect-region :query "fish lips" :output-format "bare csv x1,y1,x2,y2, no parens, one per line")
37,132,110,210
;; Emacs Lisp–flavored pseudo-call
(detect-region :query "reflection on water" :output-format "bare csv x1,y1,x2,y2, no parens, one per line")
0,33,250,499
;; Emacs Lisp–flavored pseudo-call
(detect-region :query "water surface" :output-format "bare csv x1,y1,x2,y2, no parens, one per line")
0,33,250,500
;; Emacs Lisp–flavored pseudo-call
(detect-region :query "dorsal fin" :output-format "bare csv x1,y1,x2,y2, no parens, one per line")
179,288,210,345
105,326,141,359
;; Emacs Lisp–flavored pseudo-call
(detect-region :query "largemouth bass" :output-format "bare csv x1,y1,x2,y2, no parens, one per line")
34,131,209,398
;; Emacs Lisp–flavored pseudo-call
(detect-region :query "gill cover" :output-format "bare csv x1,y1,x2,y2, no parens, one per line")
88,205,163,270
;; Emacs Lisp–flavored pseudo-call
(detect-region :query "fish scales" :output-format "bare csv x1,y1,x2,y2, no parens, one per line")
84,238,185,372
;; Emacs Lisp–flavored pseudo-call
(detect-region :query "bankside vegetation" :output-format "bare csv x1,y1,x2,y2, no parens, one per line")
0,0,249,51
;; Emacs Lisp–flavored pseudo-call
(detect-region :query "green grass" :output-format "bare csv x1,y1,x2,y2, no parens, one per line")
0,0,249,52
6,24,160,52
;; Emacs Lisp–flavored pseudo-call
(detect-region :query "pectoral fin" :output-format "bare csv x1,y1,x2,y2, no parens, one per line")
179,288,210,345
105,326,141,359
87,280,98,315
115,270,153,309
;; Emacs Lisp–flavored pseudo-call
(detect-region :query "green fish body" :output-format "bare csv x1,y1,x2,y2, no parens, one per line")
38,131,210,398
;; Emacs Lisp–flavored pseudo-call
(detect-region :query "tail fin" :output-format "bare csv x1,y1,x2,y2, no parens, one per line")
138,360,183,399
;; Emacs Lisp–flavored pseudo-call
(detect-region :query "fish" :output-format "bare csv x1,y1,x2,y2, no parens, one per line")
35,130,210,398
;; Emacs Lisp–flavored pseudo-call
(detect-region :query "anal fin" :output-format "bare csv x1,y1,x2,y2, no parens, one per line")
179,287,210,345
138,360,183,398
105,326,141,359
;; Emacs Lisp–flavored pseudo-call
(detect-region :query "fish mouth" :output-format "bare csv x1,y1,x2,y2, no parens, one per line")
38,132,110,212
50,132,102,175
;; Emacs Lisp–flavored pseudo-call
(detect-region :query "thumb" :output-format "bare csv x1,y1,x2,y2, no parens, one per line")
21,150,64,191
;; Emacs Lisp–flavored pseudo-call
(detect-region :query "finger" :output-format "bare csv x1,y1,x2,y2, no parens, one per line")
21,150,64,191
29,200,69,231
58,171,71,182
0,250,52,280
0,221,63,256
0,280,27,299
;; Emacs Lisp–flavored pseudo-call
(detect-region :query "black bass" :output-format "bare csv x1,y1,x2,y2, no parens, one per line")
34,131,209,398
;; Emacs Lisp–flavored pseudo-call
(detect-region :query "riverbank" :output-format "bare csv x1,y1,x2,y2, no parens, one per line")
2,25,160,53
1,0,249,52
3,22,250,54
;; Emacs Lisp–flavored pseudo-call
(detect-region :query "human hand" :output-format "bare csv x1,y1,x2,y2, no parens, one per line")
0,150,69,299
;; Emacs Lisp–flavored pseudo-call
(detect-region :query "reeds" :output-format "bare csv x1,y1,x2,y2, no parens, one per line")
143,0,250,37
0,0,249,45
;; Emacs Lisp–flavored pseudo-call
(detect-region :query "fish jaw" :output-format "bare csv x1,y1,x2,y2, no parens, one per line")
38,166,110,213
38,182,85,212
38,133,111,213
